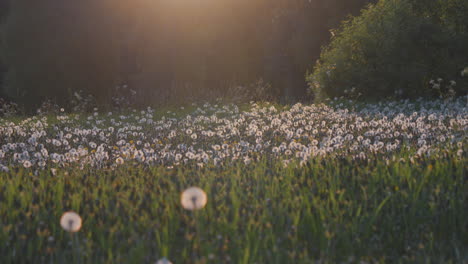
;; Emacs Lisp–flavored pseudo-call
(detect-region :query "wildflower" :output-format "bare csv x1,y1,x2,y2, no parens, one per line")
181,187,207,211
212,145,221,151
156,257,172,264
60,211,82,232
23,160,32,168
116,157,124,165
0,165,9,172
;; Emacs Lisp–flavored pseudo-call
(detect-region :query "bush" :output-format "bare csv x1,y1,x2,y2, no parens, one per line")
308,0,468,101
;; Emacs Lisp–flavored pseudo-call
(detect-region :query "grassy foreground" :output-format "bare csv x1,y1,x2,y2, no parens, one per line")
0,155,466,263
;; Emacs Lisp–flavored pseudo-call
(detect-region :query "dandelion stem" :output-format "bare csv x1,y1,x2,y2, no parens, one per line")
70,232,77,264
192,199,201,260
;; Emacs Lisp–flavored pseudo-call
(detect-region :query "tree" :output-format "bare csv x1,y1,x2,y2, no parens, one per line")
0,0,9,96
2,0,376,108
3,0,121,110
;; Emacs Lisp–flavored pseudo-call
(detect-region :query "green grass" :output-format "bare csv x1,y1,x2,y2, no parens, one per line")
0,154,466,263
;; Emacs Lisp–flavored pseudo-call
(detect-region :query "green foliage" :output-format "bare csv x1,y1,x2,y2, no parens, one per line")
308,0,468,101
0,97,466,262
0,155,466,263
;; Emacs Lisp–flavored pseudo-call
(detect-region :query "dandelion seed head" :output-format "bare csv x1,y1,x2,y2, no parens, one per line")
181,187,207,211
60,211,82,232
23,160,32,168
155,257,172,264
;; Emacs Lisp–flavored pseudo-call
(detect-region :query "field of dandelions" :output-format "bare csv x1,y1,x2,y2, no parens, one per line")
0,97,467,263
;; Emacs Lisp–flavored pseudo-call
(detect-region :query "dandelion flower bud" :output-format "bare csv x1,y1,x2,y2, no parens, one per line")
181,187,207,211
156,257,172,264
60,212,82,232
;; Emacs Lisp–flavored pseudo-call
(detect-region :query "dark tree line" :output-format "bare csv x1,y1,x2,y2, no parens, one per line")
0,0,374,109
0,0,9,96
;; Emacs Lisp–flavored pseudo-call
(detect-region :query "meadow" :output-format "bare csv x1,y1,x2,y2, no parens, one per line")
0,97,467,263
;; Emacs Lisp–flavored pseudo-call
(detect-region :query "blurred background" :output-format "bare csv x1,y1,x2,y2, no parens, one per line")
0,0,466,112
0,0,374,110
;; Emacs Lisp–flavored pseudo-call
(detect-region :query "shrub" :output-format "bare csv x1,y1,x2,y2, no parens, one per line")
308,0,468,101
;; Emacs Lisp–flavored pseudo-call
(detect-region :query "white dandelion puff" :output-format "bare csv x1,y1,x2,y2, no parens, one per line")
0,165,9,172
60,211,82,232
155,257,172,264
181,187,207,211
23,160,32,168
116,157,124,165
